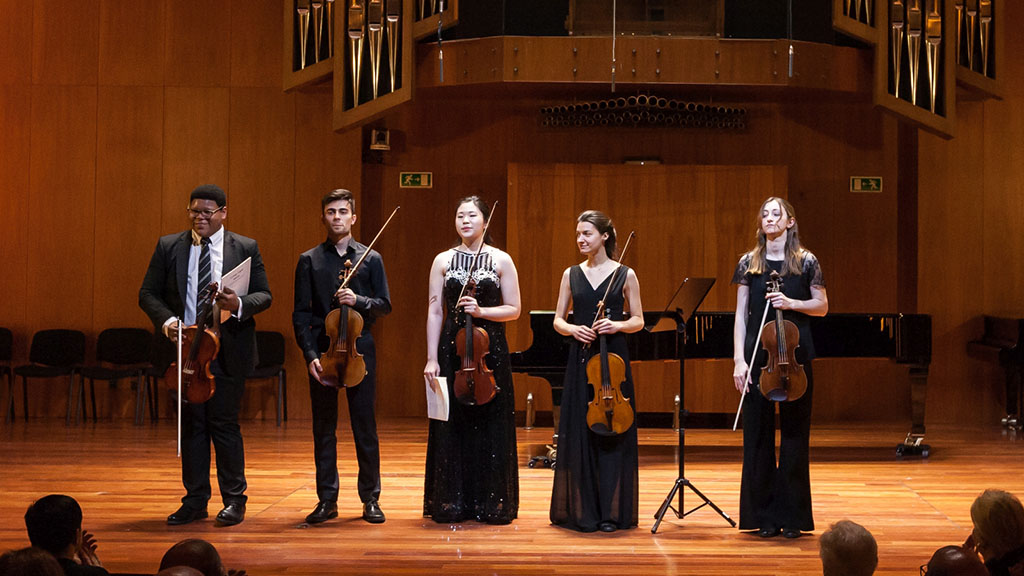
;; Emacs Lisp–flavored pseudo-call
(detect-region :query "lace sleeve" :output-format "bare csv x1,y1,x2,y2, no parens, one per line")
731,253,752,286
803,252,825,288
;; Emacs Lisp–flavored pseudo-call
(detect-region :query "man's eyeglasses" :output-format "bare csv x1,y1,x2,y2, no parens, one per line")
920,563,929,575
187,207,225,219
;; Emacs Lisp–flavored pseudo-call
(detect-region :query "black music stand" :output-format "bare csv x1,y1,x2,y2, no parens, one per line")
649,277,736,533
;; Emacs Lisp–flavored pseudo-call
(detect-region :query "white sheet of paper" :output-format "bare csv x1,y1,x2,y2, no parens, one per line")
221,257,251,297
218,257,251,323
426,377,450,421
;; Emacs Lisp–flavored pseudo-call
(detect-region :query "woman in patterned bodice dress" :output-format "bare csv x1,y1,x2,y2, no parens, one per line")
732,196,827,539
422,196,522,524
550,210,644,533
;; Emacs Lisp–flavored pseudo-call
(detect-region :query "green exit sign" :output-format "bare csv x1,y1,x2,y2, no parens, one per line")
850,176,882,193
400,172,433,188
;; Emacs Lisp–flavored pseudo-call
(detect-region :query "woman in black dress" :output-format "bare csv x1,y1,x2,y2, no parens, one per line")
732,196,828,539
550,210,644,533
422,196,521,524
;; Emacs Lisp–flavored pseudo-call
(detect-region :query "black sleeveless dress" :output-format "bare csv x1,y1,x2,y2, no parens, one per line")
550,265,639,532
733,251,825,533
423,251,519,524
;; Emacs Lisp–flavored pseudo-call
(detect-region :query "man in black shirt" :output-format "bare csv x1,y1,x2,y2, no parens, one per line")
293,189,391,524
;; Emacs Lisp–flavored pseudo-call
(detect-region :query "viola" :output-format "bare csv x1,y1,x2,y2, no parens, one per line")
757,270,808,402
320,260,367,388
165,282,220,404
317,205,400,388
453,278,499,405
584,307,634,436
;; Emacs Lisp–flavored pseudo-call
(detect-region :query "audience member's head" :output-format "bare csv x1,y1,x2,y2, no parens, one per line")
970,489,1024,563
159,539,226,576
156,567,205,576
819,520,878,576
0,547,64,576
23,495,83,558
923,545,988,576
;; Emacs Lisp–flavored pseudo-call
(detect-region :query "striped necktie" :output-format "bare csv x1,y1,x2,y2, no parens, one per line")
197,236,212,305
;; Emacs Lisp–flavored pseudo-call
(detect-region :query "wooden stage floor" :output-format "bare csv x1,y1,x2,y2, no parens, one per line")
1,418,1021,575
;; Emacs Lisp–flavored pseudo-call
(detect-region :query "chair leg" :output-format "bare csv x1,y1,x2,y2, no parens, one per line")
276,371,284,427
282,369,287,423
5,373,13,422
89,379,97,423
22,375,29,422
148,376,160,422
135,373,145,426
68,375,76,426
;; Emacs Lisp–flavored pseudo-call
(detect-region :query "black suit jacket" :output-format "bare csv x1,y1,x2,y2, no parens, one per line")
139,229,272,377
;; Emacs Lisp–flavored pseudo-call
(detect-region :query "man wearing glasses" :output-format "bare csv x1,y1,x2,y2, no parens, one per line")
139,184,272,527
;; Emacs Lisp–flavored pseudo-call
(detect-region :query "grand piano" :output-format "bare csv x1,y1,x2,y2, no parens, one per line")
511,310,933,456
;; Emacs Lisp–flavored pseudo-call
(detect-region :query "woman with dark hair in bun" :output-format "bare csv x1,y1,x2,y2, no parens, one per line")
422,196,522,525
550,210,644,533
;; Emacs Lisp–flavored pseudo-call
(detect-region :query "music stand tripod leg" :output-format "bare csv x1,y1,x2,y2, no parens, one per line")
651,408,736,533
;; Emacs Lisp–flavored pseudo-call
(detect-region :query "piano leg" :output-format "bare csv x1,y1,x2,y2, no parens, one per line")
1001,364,1022,430
897,364,931,458
527,378,561,469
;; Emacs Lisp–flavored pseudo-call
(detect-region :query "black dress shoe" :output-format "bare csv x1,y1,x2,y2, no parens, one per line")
305,501,338,524
782,528,802,539
167,505,208,526
216,502,246,526
758,527,781,538
598,521,617,533
362,499,386,524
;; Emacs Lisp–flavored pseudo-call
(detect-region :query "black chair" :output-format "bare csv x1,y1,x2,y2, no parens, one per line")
77,328,153,425
248,330,287,426
142,333,176,423
11,329,86,425
0,328,12,421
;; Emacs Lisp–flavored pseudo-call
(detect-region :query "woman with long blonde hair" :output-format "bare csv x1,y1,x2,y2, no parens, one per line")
732,196,828,539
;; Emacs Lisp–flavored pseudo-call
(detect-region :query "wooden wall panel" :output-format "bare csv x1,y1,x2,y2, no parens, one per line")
375,177,457,417
506,163,782,416
0,0,33,84
164,0,231,87
98,0,165,86
0,86,32,357
28,86,97,330
94,86,163,330
777,100,898,314
289,90,363,419
230,0,280,87
913,0,1024,426
8,5,1024,426
917,101,992,425
980,76,1024,316
161,87,230,233
31,0,99,85
227,87,296,419
369,91,915,423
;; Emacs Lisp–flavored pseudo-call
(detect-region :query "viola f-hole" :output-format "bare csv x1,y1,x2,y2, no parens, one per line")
452,201,501,406
165,282,220,405
318,205,399,388
757,271,807,402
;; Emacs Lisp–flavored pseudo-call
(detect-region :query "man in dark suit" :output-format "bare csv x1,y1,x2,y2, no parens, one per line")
293,189,391,524
139,184,272,526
